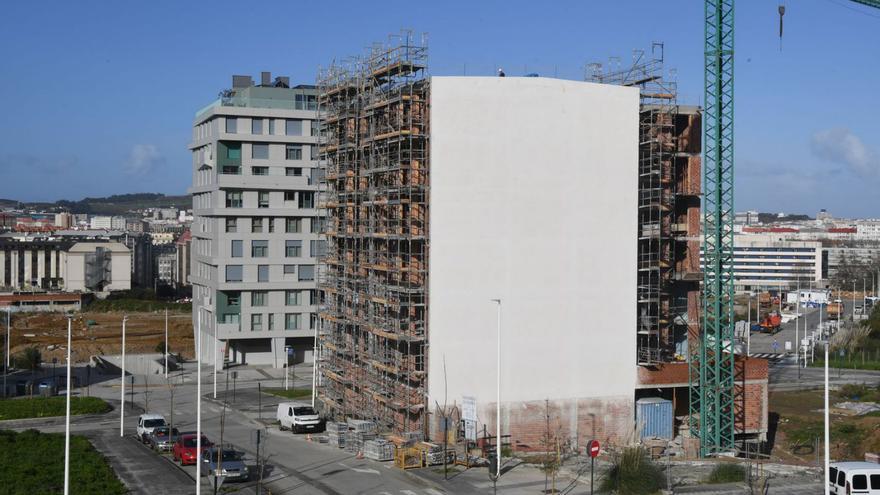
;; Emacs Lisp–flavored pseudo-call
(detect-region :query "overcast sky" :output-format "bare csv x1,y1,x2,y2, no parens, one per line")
0,0,878,218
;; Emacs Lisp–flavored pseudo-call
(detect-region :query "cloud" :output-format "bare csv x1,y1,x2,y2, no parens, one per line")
124,144,165,176
810,128,880,179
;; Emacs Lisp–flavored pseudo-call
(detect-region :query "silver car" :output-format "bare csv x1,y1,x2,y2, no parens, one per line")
147,426,180,452
201,448,249,482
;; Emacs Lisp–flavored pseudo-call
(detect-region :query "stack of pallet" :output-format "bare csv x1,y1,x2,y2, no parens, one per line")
326,422,347,449
345,419,377,454
363,439,394,461
419,442,445,466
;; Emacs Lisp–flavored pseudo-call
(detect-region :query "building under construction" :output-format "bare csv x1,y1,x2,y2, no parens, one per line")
317,32,429,433
317,32,768,452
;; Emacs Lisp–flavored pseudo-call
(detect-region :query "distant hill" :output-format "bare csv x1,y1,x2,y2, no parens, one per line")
757,212,812,224
4,193,191,215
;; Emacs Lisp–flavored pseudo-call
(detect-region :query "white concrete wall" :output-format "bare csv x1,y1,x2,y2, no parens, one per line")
427,77,639,416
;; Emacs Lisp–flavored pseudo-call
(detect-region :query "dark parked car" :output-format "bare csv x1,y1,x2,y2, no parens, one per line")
147,426,180,452
201,447,249,482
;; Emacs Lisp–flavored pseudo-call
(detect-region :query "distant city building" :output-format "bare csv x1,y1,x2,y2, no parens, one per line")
0,232,131,292
817,209,833,222
734,210,759,226
110,216,127,230
125,218,147,233
175,230,192,288
190,71,321,368
89,216,113,230
150,232,175,245
155,247,177,287
703,234,823,291
122,233,153,288
54,212,72,229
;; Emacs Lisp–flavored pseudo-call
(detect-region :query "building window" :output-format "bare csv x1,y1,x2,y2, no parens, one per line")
258,191,269,208
310,218,323,234
298,265,315,281
310,120,319,137
251,217,263,233
285,145,303,160
225,117,237,133
285,167,303,176
285,313,302,330
310,313,318,330
251,119,263,135
225,143,241,160
252,166,269,176
286,290,302,306
257,264,269,282
268,313,274,331
267,217,274,233
252,291,267,306
251,313,263,331
251,240,268,257
268,119,275,135
285,240,302,257
298,192,314,209
284,191,296,202
285,217,302,233
285,119,302,136
225,265,243,282
231,240,242,258
252,143,269,160
310,240,327,257
310,145,319,161
225,218,237,233
226,191,242,208
283,264,296,274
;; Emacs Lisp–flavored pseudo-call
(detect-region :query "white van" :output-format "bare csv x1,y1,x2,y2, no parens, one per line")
276,402,324,433
830,462,880,494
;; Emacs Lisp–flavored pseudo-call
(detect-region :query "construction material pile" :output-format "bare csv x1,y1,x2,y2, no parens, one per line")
363,439,394,461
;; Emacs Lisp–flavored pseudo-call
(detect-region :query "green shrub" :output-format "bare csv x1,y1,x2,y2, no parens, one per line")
0,429,126,494
0,397,111,420
13,347,42,372
600,446,664,495
707,463,745,483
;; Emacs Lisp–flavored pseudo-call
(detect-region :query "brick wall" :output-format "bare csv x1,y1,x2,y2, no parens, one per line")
430,395,635,453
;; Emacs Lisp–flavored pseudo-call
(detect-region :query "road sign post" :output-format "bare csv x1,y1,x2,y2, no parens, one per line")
588,439,600,495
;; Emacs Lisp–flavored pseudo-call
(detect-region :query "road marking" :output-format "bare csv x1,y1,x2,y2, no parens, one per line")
400,491,418,495
425,489,444,495
338,462,380,475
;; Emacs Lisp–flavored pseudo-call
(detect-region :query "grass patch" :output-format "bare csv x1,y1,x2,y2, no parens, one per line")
0,429,126,494
600,446,663,495
0,397,111,420
262,388,312,400
811,357,880,372
706,463,745,484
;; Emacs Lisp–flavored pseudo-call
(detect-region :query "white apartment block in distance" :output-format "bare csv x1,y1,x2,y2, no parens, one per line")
189,72,323,368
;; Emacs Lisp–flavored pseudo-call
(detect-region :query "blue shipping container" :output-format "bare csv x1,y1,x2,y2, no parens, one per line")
636,397,673,439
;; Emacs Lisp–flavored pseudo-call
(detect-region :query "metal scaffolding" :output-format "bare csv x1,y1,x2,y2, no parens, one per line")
588,44,701,367
317,31,430,434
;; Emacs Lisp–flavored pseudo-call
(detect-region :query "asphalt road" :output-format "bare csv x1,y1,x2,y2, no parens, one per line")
748,307,825,356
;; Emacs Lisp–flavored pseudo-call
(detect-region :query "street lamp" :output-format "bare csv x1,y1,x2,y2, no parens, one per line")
63,314,73,495
120,315,128,437
164,308,168,380
196,309,202,495
490,298,502,488
5,306,10,398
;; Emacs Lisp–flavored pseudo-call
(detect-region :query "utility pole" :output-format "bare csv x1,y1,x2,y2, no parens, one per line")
120,315,128,437
747,295,751,357
63,315,72,495
164,308,168,380
5,307,10,398
797,279,801,379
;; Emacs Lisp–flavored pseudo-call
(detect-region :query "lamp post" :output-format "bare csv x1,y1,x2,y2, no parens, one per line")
63,315,72,495
196,309,202,495
796,278,801,379
120,315,128,437
490,298,502,488
824,320,830,495
164,308,168,380
311,320,318,409
5,307,10,398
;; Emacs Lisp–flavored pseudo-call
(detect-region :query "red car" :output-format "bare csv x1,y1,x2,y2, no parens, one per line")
172,433,212,465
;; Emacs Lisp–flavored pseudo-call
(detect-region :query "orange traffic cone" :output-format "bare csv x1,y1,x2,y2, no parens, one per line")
356,451,364,459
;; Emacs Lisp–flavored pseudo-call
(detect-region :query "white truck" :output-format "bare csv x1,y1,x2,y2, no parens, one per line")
136,413,167,443
276,402,324,433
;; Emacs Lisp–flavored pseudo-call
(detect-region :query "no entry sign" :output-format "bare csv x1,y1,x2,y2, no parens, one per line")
588,440,600,458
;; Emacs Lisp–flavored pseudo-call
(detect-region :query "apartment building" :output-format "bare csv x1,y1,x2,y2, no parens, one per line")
701,234,823,291
190,72,322,368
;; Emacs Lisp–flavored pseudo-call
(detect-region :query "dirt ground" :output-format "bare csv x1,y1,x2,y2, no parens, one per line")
770,389,880,464
7,311,194,364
